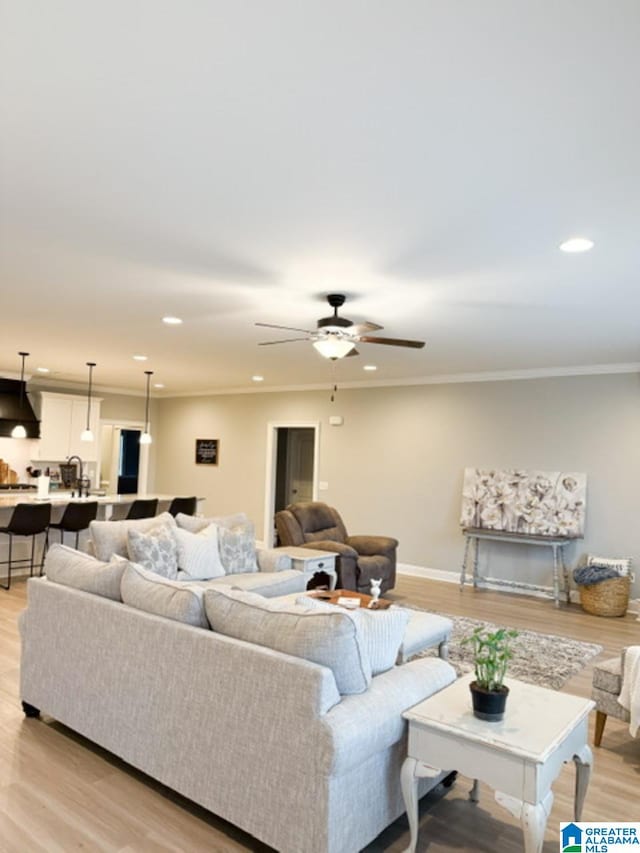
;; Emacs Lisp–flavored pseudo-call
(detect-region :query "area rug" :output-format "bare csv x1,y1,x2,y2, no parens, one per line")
405,608,602,690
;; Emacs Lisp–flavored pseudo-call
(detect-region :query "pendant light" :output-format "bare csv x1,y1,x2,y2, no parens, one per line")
80,362,96,442
139,370,153,445
11,352,29,438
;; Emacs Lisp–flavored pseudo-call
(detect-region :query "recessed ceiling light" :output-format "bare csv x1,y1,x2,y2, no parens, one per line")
559,237,594,253
162,316,183,325
153,383,165,389
133,354,148,361
363,365,377,371
36,366,50,373
252,375,264,382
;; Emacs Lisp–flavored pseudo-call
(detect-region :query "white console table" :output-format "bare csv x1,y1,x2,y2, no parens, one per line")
460,528,575,607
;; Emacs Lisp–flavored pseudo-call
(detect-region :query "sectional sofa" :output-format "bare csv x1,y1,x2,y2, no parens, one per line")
19,515,457,853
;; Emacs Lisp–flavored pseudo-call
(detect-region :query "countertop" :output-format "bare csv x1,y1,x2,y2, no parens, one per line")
0,493,204,509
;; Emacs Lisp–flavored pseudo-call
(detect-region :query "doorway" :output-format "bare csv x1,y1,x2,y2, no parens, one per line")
263,422,320,546
99,419,149,496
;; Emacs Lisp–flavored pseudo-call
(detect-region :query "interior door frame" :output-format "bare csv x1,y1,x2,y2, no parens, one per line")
263,421,320,547
99,418,149,496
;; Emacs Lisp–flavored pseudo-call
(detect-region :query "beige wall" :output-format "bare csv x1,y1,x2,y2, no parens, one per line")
154,373,640,597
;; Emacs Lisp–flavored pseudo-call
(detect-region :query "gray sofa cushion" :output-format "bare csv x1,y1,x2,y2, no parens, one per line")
175,511,251,534
297,595,409,676
120,562,209,628
204,587,371,695
89,512,176,561
44,543,127,601
211,569,308,597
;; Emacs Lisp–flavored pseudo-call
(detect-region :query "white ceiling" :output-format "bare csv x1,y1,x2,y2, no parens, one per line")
1,1,639,395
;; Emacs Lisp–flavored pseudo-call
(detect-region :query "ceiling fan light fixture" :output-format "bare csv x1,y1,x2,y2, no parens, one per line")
313,337,356,359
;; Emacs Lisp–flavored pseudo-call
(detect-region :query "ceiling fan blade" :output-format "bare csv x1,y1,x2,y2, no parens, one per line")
255,322,315,334
345,348,360,357
349,321,383,335
358,336,425,349
258,338,310,346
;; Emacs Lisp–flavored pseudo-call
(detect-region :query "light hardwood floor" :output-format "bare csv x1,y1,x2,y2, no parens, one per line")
0,575,638,852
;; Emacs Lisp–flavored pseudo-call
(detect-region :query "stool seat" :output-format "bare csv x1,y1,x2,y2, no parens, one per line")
49,501,99,550
0,502,52,590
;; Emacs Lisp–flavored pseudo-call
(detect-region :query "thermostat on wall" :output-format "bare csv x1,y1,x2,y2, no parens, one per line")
329,416,343,426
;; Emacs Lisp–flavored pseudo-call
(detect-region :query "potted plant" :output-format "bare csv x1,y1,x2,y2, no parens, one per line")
461,625,519,722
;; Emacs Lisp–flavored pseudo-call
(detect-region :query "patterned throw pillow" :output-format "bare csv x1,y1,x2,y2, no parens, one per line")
218,523,258,574
587,555,632,576
127,525,179,579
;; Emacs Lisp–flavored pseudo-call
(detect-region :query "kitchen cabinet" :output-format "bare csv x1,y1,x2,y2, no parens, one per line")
32,392,102,462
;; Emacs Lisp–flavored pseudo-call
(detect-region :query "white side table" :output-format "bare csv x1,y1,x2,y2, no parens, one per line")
274,546,337,589
402,674,593,853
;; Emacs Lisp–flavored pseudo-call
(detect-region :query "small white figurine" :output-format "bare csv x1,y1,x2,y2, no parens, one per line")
369,578,382,604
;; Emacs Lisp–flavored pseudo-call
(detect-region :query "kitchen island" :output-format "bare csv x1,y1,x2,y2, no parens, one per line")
0,494,206,576
0,492,205,520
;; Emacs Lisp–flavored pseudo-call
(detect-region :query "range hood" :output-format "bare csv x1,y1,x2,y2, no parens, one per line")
0,379,40,439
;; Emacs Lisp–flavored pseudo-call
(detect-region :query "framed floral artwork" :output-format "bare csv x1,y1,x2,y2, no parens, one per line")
460,468,586,538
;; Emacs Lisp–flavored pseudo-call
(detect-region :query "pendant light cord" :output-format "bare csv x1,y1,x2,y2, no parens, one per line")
85,362,96,430
144,371,152,433
18,352,28,414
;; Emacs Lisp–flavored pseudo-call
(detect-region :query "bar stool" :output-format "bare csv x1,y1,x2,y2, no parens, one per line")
48,501,99,550
125,498,159,520
0,503,52,590
168,496,197,517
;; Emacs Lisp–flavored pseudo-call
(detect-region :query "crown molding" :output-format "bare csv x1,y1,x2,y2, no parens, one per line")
159,362,640,399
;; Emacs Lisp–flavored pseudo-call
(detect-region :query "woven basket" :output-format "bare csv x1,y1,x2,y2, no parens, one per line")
579,575,631,617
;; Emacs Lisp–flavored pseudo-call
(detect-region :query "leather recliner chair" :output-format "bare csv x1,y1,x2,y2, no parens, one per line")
275,501,398,594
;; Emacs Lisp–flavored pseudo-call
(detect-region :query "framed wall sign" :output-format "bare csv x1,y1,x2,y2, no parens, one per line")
195,438,219,465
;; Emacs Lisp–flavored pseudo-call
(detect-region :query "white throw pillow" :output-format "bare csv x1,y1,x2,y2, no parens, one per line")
120,562,209,628
296,595,409,676
204,587,371,695
174,524,225,580
127,525,179,579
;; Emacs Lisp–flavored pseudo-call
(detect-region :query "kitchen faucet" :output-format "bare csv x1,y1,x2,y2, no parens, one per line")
66,455,89,498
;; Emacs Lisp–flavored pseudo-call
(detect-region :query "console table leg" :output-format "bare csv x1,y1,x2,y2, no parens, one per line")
552,544,560,608
472,537,479,588
573,745,592,821
460,535,471,588
561,546,570,603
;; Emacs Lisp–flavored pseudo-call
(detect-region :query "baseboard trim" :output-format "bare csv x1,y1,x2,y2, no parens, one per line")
397,562,640,614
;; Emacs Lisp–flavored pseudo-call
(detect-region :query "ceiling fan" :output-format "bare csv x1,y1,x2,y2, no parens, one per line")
256,294,426,359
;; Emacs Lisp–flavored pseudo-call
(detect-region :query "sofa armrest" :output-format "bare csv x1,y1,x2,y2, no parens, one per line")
303,540,359,559
256,549,292,572
320,657,456,776
346,535,398,557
